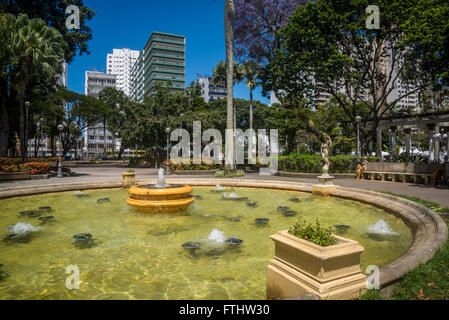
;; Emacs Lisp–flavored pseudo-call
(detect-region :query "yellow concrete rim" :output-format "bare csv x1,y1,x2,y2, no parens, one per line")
128,185,192,196
126,197,195,208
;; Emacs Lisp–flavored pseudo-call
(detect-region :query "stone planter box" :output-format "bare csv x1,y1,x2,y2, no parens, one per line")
267,230,366,300
0,172,30,181
122,172,136,188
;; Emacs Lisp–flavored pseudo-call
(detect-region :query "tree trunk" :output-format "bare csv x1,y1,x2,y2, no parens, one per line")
51,135,56,156
249,87,253,133
249,87,254,161
118,145,125,160
224,0,235,171
0,73,9,157
19,68,30,163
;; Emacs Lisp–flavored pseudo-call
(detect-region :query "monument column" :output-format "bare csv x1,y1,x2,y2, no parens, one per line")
390,126,397,158
376,129,383,161
427,124,436,162
404,128,412,157
435,124,440,162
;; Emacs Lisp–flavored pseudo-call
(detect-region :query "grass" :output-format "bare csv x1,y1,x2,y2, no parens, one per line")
359,191,449,300
378,191,449,214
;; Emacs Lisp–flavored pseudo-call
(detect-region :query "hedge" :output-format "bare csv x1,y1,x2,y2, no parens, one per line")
0,157,60,166
278,154,379,174
0,162,51,175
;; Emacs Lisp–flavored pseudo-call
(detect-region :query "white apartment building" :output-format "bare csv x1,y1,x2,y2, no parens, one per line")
107,48,140,96
197,77,227,103
84,71,117,159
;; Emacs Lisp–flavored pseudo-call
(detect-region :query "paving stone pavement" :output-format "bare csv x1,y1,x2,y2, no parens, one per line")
1,167,448,208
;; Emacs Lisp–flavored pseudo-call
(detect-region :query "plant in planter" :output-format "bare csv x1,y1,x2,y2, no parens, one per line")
267,218,366,300
289,218,337,247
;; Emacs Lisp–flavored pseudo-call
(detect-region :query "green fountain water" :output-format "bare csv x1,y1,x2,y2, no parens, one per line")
0,187,413,300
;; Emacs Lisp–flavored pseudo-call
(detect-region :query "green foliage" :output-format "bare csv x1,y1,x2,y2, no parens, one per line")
388,153,430,164
289,218,337,247
215,170,245,178
262,0,447,153
0,0,96,63
278,154,379,173
0,157,59,166
175,160,223,171
359,290,383,300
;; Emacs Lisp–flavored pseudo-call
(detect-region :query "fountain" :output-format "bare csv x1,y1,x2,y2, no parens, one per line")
126,167,195,214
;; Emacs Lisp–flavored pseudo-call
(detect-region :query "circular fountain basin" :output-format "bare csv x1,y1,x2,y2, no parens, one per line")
126,185,195,214
0,179,446,300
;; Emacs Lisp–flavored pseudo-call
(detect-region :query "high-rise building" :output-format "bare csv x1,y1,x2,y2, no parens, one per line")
107,48,140,96
84,71,117,98
131,32,185,102
197,77,227,103
84,71,117,159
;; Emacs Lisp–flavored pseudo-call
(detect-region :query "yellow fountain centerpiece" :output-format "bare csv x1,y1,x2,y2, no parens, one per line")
126,168,195,214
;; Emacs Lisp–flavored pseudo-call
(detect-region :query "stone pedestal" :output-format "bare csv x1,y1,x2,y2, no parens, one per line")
312,175,337,196
267,231,367,300
122,172,136,188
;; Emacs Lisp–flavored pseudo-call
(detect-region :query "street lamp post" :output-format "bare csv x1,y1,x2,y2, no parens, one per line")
57,124,64,178
39,118,44,157
165,127,171,175
114,132,119,159
355,116,362,161
180,113,184,131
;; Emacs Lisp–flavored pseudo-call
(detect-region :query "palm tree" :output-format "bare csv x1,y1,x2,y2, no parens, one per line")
224,0,236,171
10,14,65,162
240,60,260,136
240,60,260,162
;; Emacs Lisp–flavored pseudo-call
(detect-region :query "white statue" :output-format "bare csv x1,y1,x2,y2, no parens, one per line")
321,134,332,177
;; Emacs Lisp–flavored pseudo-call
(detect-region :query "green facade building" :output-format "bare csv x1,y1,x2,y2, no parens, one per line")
131,32,185,102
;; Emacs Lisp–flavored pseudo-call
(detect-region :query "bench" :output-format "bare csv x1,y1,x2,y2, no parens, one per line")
364,171,432,184
361,162,446,185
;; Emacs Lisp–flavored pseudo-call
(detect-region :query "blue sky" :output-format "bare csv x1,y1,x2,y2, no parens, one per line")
68,0,270,104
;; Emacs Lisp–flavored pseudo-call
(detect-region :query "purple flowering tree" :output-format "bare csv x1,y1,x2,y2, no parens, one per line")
234,0,307,64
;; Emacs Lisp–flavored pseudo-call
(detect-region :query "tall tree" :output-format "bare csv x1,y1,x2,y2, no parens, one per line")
8,14,66,162
240,60,260,134
0,0,96,63
234,0,307,64
224,0,236,170
263,0,438,157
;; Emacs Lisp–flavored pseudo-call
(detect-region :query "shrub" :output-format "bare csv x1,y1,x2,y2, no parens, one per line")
0,157,60,166
0,162,51,174
278,154,379,173
289,218,337,247
21,162,51,175
215,170,245,178
172,159,223,171
0,164,22,173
